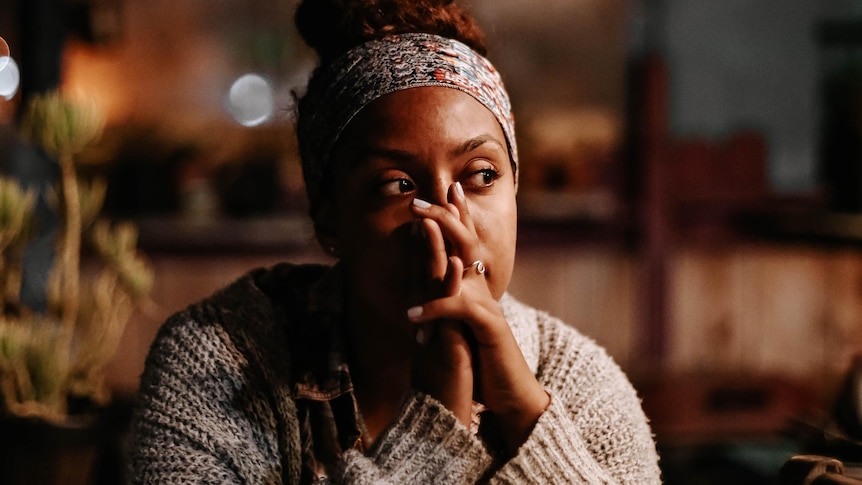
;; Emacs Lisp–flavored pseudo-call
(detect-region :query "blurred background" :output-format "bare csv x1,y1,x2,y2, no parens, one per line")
2,0,862,483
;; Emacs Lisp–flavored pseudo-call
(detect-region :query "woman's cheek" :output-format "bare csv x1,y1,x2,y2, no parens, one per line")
477,212,518,298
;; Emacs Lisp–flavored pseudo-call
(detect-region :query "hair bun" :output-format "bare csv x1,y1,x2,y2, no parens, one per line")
295,0,487,63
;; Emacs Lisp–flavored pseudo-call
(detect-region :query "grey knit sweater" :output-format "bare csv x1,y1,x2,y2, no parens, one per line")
129,264,661,483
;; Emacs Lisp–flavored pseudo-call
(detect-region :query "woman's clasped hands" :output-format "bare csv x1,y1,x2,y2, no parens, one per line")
406,181,550,453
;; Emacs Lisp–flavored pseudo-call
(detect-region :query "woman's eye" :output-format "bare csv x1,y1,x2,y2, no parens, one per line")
378,178,415,196
463,168,501,188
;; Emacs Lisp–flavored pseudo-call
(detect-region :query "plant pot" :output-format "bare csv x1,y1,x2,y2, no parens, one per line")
0,413,103,485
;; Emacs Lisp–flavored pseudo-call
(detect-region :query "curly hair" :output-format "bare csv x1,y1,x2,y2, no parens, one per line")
294,0,487,63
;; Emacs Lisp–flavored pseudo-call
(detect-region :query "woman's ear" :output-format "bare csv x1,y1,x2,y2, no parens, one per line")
313,202,341,257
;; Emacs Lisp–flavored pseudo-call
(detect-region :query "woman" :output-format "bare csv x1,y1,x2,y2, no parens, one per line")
128,0,662,483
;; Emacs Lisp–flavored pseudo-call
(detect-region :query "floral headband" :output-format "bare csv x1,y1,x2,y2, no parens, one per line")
297,32,518,213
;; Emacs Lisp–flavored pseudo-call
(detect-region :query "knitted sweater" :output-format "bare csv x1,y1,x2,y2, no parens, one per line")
129,263,661,483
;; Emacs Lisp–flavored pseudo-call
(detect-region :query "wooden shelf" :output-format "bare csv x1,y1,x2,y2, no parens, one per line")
134,214,319,254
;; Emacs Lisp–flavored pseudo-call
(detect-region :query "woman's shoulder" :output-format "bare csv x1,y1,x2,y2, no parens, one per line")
194,262,329,321
169,262,329,329
148,263,333,366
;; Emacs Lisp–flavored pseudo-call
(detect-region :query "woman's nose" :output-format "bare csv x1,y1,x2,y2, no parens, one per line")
421,177,453,206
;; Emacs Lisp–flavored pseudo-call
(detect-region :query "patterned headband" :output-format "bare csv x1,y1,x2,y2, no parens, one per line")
297,32,518,212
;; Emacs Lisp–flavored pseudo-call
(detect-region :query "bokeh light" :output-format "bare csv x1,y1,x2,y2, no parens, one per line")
0,37,18,99
0,36,10,78
0,56,20,100
227,73,274,127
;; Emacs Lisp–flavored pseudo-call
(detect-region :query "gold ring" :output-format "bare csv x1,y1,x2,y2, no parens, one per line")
464,260,485,276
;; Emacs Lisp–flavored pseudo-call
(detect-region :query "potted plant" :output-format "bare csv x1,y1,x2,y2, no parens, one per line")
0,91,153,484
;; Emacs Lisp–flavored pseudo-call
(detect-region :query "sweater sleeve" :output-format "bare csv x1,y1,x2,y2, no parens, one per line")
128,314,290,485
488,313,662,484
337,392,494,484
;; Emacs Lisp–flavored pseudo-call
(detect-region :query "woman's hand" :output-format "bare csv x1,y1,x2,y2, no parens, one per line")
407,182,550,452
408,195,474,428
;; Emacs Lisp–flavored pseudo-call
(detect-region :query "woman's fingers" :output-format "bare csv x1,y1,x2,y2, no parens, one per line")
408,290,551,448
448,182,476,234
413,191,486,304
410,242,473,427
411,319,474,426
412,196,477,261
414,255,463,345
407,290,504,347
421,218,449,283
445,255,464,297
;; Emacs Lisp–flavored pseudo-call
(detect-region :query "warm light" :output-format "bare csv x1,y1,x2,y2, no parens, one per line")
227,73,273,127
62,41,136,124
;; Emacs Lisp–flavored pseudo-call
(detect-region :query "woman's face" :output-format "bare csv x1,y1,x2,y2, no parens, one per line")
320,87,517,326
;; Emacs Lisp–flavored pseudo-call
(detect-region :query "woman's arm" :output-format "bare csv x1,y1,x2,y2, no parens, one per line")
490,310,662,484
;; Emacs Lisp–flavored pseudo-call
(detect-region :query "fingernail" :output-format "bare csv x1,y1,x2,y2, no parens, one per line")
407,305,423,319
455,181,464,199
413,198,431,209
416,327,427,345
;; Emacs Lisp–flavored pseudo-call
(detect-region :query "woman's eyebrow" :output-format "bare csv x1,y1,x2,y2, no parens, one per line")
455,135,507,156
